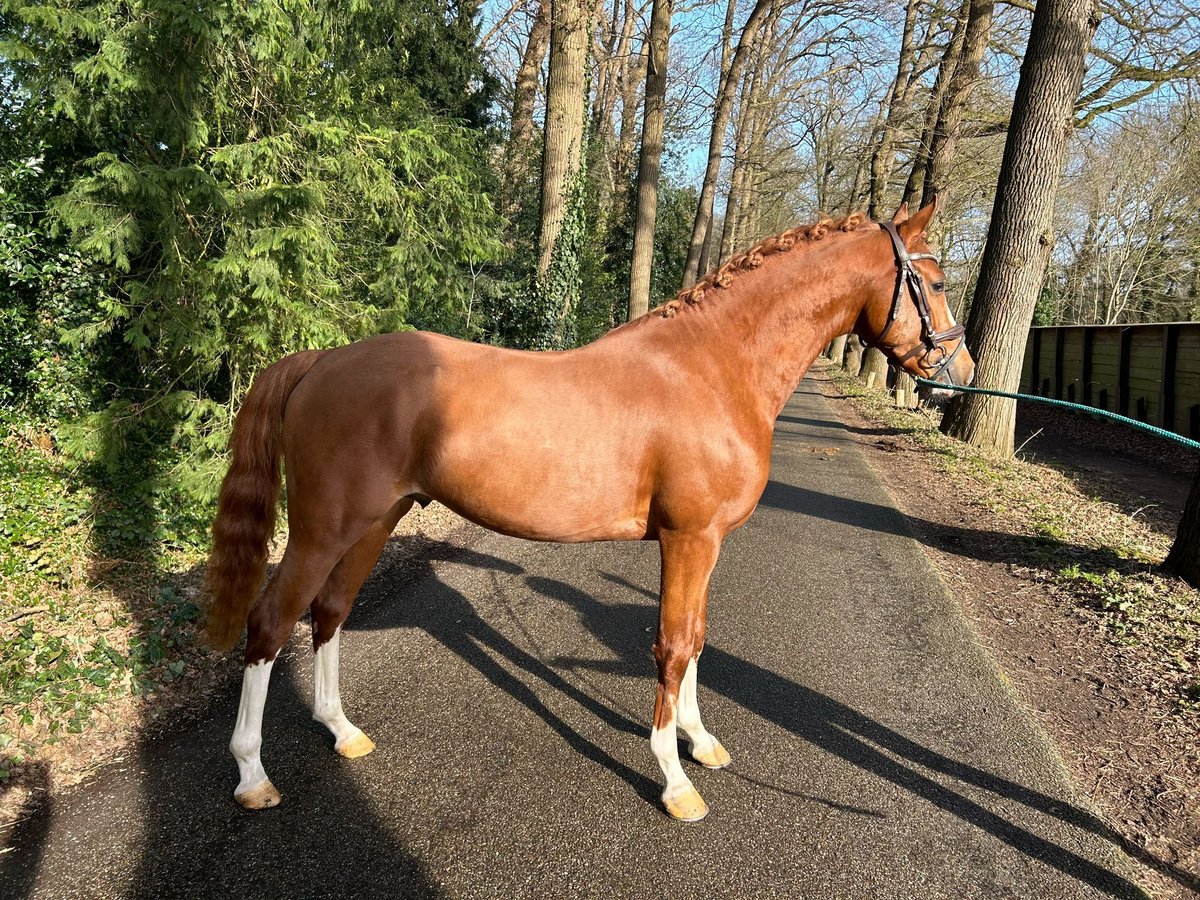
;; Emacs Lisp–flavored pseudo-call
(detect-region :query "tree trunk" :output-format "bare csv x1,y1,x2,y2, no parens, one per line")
921,0,995,206
848,131,875,212
894,371,916,407
591,0,622,135
697,215,715,281
510,1,552,152
1164,466,1200,589
613,56,646,209
826,333,849,365
719,11,772,264
734,21,777,248
941,0,1100,455
843,335,865,375
537,0,590,276
589,0,623,222
607,0,645,214
628,0,674,320
504,0,552,215
680,0,773,288
860,347,890,390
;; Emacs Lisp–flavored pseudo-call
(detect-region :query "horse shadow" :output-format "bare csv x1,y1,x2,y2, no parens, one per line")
0,649,442,900
345,540,661,804
757,478,1138,575
521,571,1189,900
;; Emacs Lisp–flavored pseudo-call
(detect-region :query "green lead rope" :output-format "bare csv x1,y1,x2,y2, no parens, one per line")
912,378,1200,453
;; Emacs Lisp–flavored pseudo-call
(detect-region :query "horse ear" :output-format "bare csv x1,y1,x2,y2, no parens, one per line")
891,202,909,223
898,195,938,241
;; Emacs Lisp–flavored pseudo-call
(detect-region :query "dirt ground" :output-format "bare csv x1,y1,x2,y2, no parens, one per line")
814,364,1200,899
1014,403,1196,531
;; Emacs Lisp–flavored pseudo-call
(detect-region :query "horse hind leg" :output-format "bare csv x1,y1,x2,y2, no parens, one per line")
677,651,731,769
230,537,345,809
311,499,414,759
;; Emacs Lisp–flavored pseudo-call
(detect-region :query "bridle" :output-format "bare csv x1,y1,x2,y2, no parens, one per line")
871,220,968,385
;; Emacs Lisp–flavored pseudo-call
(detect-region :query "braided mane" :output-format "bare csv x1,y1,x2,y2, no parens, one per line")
649,212,872,319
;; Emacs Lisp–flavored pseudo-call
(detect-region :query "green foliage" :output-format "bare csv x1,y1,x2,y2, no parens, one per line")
2,0,503,507
0,436,189,766
0,424,219,772
649,181,699,308
481,134,592,351
0,155,96,419
1032,279,1060,327
343,0,497,129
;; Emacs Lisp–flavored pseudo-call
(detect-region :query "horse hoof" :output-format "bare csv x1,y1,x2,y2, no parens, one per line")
664,788,708,823
692,740,731,769
336,730,376,759
235,780,282,810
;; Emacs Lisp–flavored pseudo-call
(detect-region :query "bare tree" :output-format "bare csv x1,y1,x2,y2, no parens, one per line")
903,0,971,207
1054,104,1200,325
888,0,994,406
680,0,774,287
941,0,1101,455
867,0,923,220
504,1,552,216
719,6,775,263
919,0,996,205
1075,0,1200,128
628,0,676,319
598,0,649,218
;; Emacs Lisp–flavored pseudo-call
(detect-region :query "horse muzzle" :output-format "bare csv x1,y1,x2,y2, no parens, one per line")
918,340,975,405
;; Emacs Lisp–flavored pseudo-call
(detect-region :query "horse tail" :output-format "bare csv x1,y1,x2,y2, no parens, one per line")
204,349,327,653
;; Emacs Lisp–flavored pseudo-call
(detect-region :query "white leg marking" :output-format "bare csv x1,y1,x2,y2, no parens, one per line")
313,628,374,758
230,657,280,806
651,695,707,821
677,656,731,768
651,697,694,799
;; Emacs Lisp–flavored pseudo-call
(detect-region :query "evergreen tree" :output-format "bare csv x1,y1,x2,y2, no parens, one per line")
1,0,502,500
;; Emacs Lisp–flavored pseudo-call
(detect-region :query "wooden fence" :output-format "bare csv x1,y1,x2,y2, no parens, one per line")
1020,323,1200,440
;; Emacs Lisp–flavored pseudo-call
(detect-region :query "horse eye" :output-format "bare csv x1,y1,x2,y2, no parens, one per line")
932,281,946,292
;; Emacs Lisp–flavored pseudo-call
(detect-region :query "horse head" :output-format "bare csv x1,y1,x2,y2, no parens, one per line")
858,197,975,401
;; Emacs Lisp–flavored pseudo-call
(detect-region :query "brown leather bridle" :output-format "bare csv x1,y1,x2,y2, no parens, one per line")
871,221,968,386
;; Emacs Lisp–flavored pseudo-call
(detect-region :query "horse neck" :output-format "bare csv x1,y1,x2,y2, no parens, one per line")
703,234,876,419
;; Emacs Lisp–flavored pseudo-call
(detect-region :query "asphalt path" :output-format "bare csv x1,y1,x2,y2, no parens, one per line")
1,381,1146,899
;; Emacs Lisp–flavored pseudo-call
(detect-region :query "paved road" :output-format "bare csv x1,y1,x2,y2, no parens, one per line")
1,381,1145,899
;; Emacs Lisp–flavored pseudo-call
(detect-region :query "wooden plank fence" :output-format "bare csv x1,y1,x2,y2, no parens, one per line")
1020,323,1200,440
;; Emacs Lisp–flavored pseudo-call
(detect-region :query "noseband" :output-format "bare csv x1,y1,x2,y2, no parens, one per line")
870,221,967,385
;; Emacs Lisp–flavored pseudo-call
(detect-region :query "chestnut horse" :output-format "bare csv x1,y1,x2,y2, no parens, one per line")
205,199,974,821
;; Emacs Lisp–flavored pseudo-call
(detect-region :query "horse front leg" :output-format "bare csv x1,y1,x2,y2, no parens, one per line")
651,528,723,822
